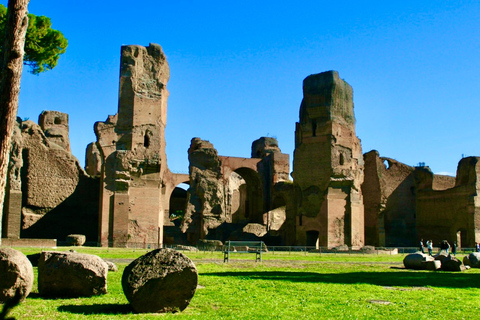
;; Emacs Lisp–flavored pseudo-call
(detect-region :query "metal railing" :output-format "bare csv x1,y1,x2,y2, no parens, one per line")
6,240,478,256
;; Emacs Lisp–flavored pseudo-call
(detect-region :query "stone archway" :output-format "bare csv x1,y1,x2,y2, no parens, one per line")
233,167,264,224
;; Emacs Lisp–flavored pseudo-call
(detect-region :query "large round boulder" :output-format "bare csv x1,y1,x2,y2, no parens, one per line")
38,251,108,297
463,252,480,268
0,248,34,302
403,252,434,270
122,248,198,313
441,255,465,271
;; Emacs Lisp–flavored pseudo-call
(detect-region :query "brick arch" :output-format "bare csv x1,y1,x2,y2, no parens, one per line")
218,156,264,223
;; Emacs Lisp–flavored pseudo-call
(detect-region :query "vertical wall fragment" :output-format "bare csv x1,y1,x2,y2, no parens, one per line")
95,44,170,247
292,71,364,248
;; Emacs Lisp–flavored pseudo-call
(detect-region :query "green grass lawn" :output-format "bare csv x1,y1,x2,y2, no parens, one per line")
5,248,480,319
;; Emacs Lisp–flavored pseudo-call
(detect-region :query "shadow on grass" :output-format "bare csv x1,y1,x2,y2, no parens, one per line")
202,271,480,289
58,304,133,315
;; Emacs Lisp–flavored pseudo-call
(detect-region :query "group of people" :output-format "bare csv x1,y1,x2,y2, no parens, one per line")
419,239,457,256
474,242,480,252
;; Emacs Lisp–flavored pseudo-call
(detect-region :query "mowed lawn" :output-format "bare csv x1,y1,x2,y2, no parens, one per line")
6,248,480,319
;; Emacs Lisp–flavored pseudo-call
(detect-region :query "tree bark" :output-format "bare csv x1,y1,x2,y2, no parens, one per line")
0,0,30,245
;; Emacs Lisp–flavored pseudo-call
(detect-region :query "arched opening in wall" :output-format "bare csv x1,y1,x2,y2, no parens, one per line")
169,182,189,225
229,172,246,224
383,159,390,170
144,132,150,148
54,117,62,125
165,182,189,245
306,230,319,248
232,167,264,224
339,153,345,165
456,229,467,249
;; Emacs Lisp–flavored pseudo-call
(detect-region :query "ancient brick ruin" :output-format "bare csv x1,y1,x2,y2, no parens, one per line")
2,113,98,242
2,43,480,249
292,72,364,248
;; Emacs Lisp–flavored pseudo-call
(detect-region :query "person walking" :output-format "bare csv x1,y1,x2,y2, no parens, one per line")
452,241,457,255
419,239,425,254
426,240,433,256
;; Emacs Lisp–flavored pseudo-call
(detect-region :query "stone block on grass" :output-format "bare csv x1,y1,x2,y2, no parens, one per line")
122,248,198,313
403,252,434,270
65,234,86,246
38,251,108,297
0,248,34,302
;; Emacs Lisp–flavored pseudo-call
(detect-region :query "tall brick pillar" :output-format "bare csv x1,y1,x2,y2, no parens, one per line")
292,71,364,248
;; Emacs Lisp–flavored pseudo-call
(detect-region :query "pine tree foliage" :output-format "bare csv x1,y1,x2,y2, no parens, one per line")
0,4,67,74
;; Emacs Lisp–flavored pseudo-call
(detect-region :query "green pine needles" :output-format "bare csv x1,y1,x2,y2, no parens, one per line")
0,4,67,75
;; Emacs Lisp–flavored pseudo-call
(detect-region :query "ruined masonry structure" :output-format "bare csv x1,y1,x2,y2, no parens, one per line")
292,71,364,248
94,44,187,247
4,43,480,249
363,151,480,248
2,113,98,243
180,137,290,244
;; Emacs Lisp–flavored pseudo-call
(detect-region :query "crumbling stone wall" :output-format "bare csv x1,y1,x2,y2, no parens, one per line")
2,113,98,242
181,138,228,243
94,44,172,247
2,118,23,239
363,151,480,248
39,110,70,152
415,157,480,247
292,71,364,248
362,151,416,247
181,136,291,245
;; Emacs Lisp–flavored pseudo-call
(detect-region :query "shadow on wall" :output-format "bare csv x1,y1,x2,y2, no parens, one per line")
383,176,417,247
21,175,100,242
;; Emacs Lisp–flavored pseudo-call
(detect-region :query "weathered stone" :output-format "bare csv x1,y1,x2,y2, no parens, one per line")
263,206,286,231
94,43,175,248
39,111,70,151
362,151,417,247
335,244,349,252
243,223,268,238
175,245,199,252
104,260,118,272
0,248,34,302
434,250,449,264
403,252,434,270
38,251,108,297
424,260,441,271
66,234,86,246
2,117,100,242
181,138,227,240
85,142,102,177
441,255,465,272
122,248,198,313
251,137,281,158
292,71,364,248
463,252,480,268
197,239,223,250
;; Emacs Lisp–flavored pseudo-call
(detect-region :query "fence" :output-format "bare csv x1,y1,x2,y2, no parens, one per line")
4,240,478,256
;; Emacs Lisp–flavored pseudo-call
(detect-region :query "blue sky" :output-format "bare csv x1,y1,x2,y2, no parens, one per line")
6,1,480,176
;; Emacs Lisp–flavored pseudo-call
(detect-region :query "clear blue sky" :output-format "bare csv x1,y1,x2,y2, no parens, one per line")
6,1,480,176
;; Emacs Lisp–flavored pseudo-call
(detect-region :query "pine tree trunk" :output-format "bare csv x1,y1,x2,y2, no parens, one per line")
0,0,30,245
